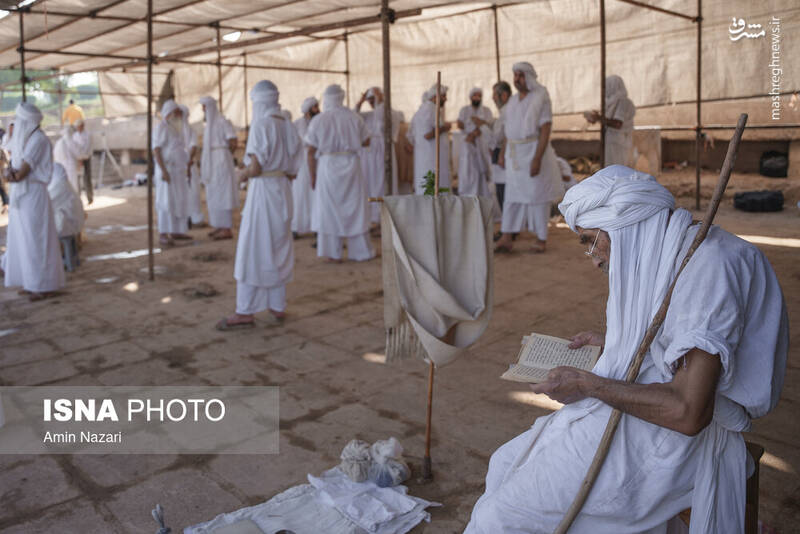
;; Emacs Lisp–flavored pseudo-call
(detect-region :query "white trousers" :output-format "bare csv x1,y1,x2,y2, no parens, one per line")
157,209,189,234
317,232,375,261
236,282,286,315
209,208,233,229
501,202,550,241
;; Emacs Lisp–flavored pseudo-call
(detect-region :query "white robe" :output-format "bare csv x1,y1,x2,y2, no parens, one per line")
488,107,506,186
306,105,371,238
465,224,788,534
48,172,85,238
357,103,403,222
502,88,560,207
234,111,300,292
605,97,636,166
183,124,205,224
152,120,190,220
408,101,450,195
291,116,314,234
4,130,65,293
457,104,493,197
201,117,238,214
53,129,90,193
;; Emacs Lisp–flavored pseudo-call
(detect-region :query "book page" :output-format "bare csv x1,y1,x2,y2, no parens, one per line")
500,333,601,383
518,334,600,371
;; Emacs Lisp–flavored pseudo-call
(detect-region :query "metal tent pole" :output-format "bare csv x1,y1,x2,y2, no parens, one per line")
695,0,702,210
381,0,394,195
18,9,26,102
242,52,248,129
492,4,501,82
147,0,155,281
599,0,606,167
344,30,351,107
216,24,223,110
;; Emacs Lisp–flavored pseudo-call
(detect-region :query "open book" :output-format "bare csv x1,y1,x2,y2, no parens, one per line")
500,333,602,384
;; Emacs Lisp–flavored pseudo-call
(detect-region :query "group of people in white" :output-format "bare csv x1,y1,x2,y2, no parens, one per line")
0,62,636,317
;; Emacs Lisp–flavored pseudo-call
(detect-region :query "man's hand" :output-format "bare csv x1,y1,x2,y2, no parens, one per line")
569,331,604,349
466,130,480,145
471,116,487,127
497,153,505,169
529,155,542,177
162,170,171,184
530,367,595,405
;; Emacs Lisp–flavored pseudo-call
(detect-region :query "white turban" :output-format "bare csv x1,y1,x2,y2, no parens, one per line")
423,84,448,102
512,61,539,92
558,165,675,233
160,99,178,120
10,102,43,169
322,84,345,111
365,87,379,99
250,80,280,118
469,87,482,98
301,96,318,114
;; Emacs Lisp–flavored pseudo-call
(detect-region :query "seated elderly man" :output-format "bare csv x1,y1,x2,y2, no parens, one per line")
465,165,788,533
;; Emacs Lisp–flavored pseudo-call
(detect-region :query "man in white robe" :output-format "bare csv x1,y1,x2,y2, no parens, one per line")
456,87,493,197
1,102,65,300
495,62,560,254
487,82,511,216
586,75,636,166
407,84,451,195
216,80,301,330
153,100,191,246
53,119,92,203
291,96,319,236
48,162,85,238
198,96,238,240
179,104,206,230
465,165,788,534
355,86,404,225
306,84,374,263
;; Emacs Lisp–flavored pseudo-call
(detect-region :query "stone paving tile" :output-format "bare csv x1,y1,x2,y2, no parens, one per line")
0,456,82,524
68,454,179,488
2,357,80,385
1,499,120,534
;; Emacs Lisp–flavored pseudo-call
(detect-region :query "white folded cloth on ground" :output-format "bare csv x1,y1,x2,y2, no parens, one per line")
184,468,438,534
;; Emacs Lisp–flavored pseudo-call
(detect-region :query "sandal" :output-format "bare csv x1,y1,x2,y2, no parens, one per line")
212,233,233,241
159,236,174,247
494,244,513,254
215,317,255,331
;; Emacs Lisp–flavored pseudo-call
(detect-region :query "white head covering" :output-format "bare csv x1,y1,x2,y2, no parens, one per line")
558,165,692,384
322,84,345,111
10,102,43,169
469,87,482,98
558,165,675,233
250,80,280,119
160,99,179,120
512,61,540,92
301,96,318,114
605,75,628,113
423,83,448,102
365,87,379,99
1,120,13,150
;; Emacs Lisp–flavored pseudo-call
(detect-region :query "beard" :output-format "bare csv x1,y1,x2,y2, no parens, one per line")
168,117,184,134
471,99,481,108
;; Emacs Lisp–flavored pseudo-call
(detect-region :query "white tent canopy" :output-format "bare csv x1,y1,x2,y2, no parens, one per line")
1,0,797,129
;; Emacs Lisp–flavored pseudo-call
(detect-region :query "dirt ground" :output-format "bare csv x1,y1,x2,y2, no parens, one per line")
0,168,798,533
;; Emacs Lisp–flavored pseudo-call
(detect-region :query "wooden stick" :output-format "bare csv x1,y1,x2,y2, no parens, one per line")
554,113,748,534
423,71,443,482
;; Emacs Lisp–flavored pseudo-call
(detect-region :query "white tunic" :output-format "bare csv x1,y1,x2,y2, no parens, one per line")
605,97,636,166
488,107,506,185
48,169,85,238
53,128,90,193
503,88,560,206
4,130,65,292
234,112,300,289
291,116,314,233
457,104,493,196
201,117,238,212
306,105,371,237
408,101,450,195
357,103,403,220
183,123,204,220
466,225,788,534
152,121,190,220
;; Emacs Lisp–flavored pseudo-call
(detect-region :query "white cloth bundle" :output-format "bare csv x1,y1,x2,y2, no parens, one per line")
381,194,494,366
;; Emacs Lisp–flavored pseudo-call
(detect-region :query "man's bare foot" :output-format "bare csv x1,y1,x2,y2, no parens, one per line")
324,257,343,263
212,229,233,240
530,239,546,253
266,309,286,326
171,233,192,240
494,234,514,253
159,234,174,247
29,291,58,302
215,314,255,331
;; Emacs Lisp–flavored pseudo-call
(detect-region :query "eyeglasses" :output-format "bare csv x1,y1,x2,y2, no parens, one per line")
584,231,600,260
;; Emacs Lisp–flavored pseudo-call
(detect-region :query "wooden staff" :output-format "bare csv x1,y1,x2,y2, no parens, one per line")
422,71,443,481
554,113,748,534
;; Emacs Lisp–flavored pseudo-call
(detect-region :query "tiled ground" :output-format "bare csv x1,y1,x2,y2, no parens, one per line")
0,174,798,533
